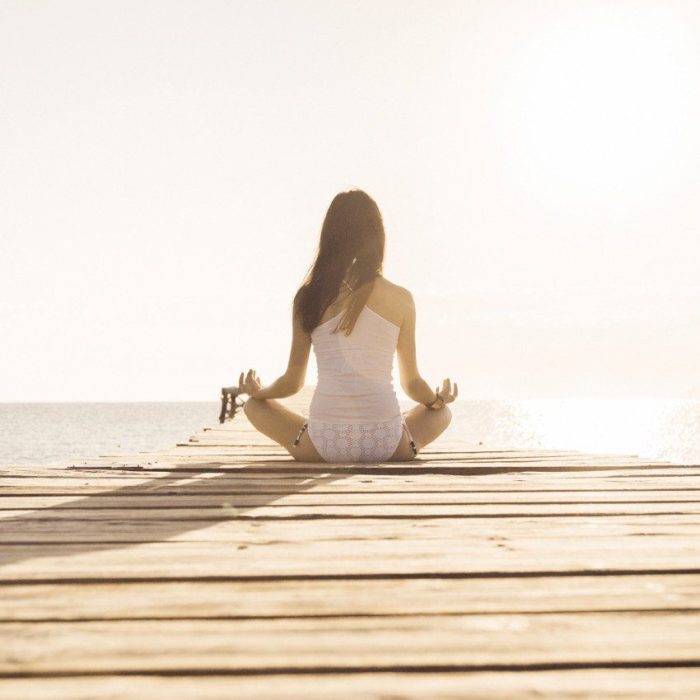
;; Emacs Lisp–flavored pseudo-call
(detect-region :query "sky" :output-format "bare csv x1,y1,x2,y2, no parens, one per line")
2,0,699,401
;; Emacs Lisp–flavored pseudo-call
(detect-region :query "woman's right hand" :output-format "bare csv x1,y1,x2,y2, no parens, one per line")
433,378,458,407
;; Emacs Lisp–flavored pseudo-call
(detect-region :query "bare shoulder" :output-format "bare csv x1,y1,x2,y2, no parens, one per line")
376,276,413,304
373,276,414,326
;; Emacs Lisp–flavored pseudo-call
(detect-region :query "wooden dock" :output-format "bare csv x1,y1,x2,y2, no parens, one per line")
2,393,700,698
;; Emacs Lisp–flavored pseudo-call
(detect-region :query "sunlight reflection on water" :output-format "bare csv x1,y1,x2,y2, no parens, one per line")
423,399,700,465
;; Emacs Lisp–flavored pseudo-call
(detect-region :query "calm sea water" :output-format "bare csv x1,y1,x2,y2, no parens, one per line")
1,399,698,467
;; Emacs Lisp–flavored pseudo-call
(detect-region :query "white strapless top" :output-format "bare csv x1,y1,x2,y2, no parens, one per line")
309,305,402,424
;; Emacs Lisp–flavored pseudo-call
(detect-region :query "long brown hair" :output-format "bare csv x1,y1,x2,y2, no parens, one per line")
293,189,385,336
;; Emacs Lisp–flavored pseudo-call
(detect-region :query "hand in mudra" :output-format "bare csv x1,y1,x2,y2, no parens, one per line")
434,378,458,407
238,369,263,399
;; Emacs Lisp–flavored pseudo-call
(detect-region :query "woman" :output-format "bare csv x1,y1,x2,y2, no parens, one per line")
238,189,457,462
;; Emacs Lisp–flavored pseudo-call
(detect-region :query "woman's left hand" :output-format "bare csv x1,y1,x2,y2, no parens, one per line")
238,369,264,398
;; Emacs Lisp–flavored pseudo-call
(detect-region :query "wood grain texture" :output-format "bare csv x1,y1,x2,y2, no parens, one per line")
2,670,700,700
3,575,700,621
3,612,700,674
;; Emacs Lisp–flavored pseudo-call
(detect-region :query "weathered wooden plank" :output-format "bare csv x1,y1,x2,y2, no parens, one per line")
11,465,686,479
2,669,700,700
78,460,676,474
6,483,700,498
2,513,700,543
3,612,700,674
1,512,699,547
3,499,700,518
3,575,700,621
7,465,699,482
2,534,699,580
6,473,700,494
5,469,700,487
4,489,700,505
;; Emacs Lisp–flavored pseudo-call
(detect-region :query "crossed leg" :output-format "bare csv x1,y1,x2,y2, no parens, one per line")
391,402,453,460
242,398,324,462
242,397,452,463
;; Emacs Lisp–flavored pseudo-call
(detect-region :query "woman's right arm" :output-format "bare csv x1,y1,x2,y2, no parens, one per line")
397,290,441,405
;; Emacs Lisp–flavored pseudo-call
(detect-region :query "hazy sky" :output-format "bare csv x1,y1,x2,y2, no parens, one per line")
2,0,699,401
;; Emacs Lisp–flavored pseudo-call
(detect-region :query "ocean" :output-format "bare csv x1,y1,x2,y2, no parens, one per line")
1,398,698,467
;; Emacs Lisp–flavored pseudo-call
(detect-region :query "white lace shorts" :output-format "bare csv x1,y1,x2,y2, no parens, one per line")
293,416,417,463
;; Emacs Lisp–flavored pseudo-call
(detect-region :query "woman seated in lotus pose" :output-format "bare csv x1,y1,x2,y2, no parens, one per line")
238,189,457,463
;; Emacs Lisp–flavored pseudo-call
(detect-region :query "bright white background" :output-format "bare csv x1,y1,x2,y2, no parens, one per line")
2,0,699,400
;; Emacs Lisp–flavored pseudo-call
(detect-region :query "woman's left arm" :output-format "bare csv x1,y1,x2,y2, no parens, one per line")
242,308,311,400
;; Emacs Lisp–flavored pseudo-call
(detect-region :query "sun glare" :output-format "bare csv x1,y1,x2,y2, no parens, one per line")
496,5,695,212
519,398,696,461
